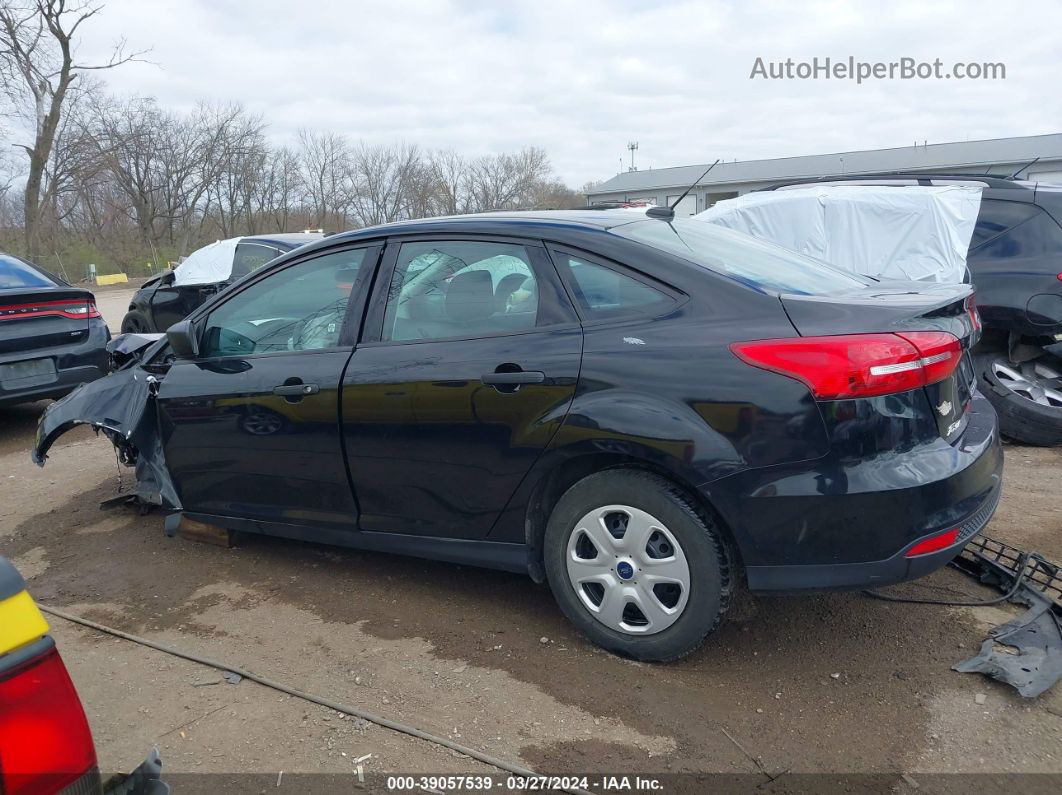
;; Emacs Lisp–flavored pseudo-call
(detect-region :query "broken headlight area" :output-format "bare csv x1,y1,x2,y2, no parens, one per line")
106,332,166,371
32,358,181,512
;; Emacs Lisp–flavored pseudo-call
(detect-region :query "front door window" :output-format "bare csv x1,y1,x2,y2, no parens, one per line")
202,248,369,357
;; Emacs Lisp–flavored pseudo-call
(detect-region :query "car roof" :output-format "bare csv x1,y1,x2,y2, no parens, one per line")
243,232,326,248
762,172,1034,192
326,210,646,243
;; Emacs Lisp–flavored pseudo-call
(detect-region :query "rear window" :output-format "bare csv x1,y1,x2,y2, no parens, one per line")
0,255,56,290
614,218,869,296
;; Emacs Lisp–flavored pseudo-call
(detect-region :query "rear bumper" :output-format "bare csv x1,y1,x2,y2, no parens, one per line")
713,390,1004,592
0,322,109,406
745,477,1001,591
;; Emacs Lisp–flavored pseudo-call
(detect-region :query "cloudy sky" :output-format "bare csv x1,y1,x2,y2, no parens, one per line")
72,0,1062,187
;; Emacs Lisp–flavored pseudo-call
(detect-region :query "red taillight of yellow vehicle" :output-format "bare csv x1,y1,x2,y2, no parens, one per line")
0,646,98,795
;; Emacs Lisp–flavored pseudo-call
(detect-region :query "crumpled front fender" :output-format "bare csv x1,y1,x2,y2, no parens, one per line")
32,367,181,510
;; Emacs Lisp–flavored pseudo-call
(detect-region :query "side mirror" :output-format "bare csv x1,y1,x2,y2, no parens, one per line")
166,318,199,359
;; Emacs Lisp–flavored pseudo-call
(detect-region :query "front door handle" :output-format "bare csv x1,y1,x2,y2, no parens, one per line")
273,382,320,397
481,371,545,385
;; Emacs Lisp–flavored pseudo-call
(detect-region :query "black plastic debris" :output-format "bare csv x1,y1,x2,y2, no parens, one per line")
32,364,181,511
951,536,1062,697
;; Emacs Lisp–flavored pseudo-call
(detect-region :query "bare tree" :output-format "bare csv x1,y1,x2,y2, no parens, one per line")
203,108,267,237
349,141,421,227
426,148,470,216
256,145,303,232
0,0,144,258
467,146,551,211
296,128,353,230
526,178,584,210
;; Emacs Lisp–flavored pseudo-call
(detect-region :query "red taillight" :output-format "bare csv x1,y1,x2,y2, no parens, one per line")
730,332,962,400
0,300,100,321
905,528,960,557
74,299,102,319
965,294,981,332
0,647,97,795
896,331,962,386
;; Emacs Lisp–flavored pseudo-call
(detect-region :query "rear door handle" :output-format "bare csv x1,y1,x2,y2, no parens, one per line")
273,383,320,396
481,371,545,385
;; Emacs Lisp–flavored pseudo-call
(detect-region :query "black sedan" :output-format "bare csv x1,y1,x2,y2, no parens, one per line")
121,233,324,334
0,253,109,406
34,210,1002,661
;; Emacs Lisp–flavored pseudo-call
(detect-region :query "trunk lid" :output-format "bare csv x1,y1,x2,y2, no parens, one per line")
780,281,979,441
0,287,98,356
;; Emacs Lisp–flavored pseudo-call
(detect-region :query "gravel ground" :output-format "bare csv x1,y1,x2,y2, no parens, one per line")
1,288,1059,792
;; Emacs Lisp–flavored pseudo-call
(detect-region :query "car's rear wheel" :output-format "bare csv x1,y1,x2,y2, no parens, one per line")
543,469,734,661
975,350,1062,446
120,310,152,334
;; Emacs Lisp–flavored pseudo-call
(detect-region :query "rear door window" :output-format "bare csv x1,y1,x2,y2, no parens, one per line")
381,241,550,342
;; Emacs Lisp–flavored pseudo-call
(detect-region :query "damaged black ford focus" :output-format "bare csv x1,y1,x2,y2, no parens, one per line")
32,210,1003,661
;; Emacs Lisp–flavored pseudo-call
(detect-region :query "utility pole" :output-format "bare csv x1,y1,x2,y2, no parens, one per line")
627,141,639,172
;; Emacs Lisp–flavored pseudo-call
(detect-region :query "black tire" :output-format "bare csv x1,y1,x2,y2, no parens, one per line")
120,310,152,334
543,469,735,662
975,350,1062,446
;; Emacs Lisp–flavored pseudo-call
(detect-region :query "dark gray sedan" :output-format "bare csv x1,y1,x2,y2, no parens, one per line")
0,253,109,406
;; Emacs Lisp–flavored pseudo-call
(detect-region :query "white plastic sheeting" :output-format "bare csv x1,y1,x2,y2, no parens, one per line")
173,237,243,286
694,185,983,283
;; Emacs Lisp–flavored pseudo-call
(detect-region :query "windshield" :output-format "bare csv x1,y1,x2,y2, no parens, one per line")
614,218,869,296
0,254,56,290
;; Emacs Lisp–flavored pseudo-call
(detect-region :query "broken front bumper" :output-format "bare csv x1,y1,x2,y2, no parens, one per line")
32,362,181,511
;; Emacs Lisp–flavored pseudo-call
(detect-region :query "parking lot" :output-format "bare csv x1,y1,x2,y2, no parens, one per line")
1,287,1060,791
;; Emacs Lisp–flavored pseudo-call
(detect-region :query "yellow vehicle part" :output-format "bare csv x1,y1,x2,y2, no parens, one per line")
0,589,49,656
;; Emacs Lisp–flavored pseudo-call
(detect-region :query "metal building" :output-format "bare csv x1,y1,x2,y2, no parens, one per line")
585,133,1062,215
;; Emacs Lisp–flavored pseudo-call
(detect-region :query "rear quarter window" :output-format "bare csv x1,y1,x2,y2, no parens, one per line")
553,252,676,319
969,199,1041,249
969,207,1062,260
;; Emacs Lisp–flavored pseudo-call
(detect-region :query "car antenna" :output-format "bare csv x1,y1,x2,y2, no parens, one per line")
1007,156,1039,179
646,159,721,220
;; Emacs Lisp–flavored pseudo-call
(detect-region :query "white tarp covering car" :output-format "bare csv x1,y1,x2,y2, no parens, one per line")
172,237,244,286
694,185,983,284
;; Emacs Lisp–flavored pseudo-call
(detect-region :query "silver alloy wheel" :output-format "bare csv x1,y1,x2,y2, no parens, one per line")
991,357,1062,408
565,504,691,635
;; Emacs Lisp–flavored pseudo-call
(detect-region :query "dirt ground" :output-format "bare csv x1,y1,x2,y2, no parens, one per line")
1,289,1060,793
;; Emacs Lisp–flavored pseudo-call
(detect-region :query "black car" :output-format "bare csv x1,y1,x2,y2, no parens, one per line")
34,211,1002,661
762,174,1062,445
0,253,109,407
121,233,324,334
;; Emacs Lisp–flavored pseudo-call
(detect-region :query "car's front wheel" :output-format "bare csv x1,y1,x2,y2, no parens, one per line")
543,469,734,661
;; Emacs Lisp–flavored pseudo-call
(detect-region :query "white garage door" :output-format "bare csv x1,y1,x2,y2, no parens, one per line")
666,194,698,216
1028,170,1062,185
